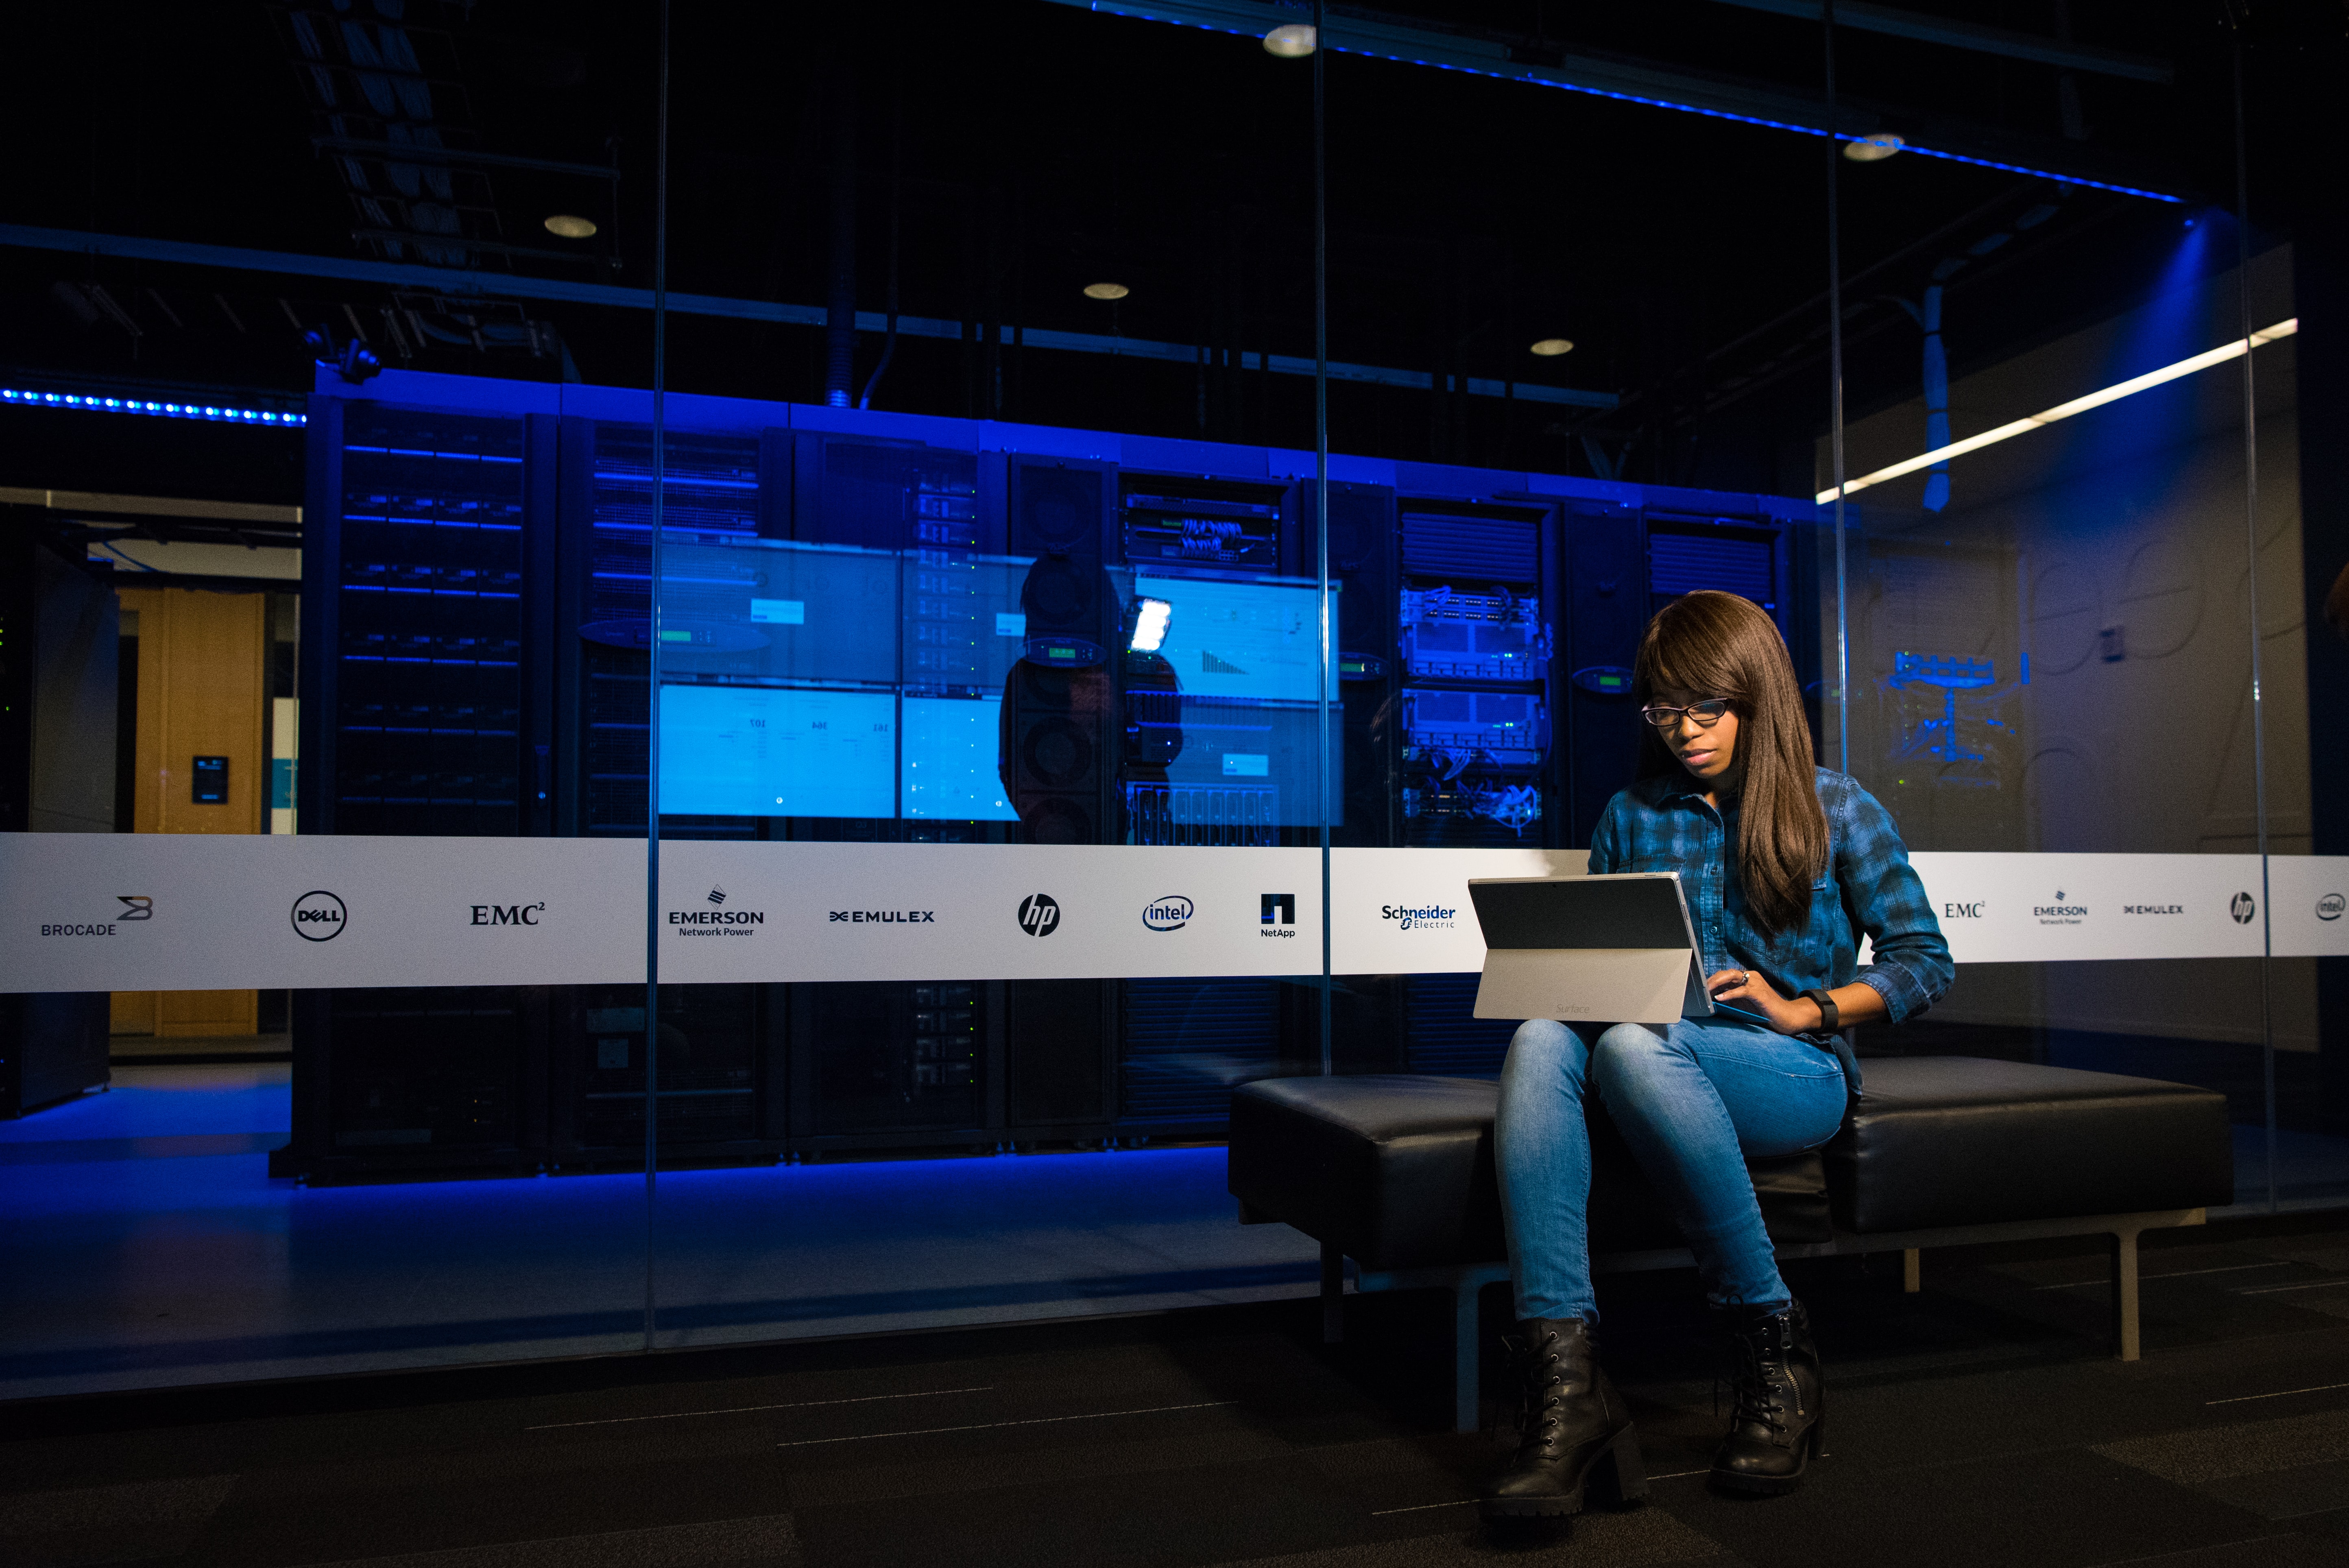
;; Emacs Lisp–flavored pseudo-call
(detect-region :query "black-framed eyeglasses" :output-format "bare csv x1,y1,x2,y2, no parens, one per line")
1640,698,1732,728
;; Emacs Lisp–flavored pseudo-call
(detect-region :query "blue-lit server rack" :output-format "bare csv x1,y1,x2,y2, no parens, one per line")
278,369,1804,1179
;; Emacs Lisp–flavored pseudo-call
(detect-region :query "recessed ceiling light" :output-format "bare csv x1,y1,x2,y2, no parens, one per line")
1842,134,1904,163
1262,24,1316,57
544,214,598,239
1083,282,1130,301
1529,338,1575,357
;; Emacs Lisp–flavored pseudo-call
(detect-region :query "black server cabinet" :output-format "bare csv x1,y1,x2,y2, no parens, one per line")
1385,495,1566,1075
284,399,551,1180
0,535,116,1119
552,419,776,1170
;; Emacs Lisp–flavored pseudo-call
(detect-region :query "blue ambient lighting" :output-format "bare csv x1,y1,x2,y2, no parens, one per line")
0,387,305,425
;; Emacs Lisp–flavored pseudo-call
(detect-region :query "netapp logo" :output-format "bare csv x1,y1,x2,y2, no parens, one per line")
40,894,155,938
2320,893,2346,922
2123,904,2184,916
827,909,935,924
1017,894,1061,936
292,890,347,942
1381,902,1457,932
675,888,767,936
1943,902,1983,919
2033,890,2086,925
471,902,545,926
2231,891,2257,925
1143,895,1193,933
1261,893,1297,937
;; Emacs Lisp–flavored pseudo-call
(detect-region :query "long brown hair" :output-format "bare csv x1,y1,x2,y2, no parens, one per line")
1633,591,1828,936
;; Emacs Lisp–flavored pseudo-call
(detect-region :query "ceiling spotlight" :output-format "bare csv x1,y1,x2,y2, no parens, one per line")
1262,24,1317,57
544,214,598,239
1529,338,1575,357
1841,133,1904,163
1083,281,1130,301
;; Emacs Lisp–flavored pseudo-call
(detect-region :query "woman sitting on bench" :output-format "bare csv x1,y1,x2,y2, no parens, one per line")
1485,589,1951,1518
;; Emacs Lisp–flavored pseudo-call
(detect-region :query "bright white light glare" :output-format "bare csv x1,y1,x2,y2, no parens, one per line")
1263,24,1317,57
1817,318,2298,505
1529,338,1575,357
1130,598,1172,653
1083,281,1130,301
1843,134,1904,162
544,214,598,239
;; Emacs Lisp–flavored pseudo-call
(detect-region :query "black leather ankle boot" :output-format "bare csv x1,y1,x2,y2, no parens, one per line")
1481,1317,1647,1520
1710,1299,1825,1494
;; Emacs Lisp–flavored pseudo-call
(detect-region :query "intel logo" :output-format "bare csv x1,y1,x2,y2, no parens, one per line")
2321,893,2345,922
1142,895,1193,933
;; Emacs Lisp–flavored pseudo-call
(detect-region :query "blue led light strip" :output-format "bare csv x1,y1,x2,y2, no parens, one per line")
1072,0,2186,205
1,387,305,426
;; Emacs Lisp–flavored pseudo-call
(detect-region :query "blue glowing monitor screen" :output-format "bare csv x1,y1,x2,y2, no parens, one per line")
1158,697,1336,827
901,695,1018,820
659,684,896,818
1132,573,1328,703
656,540,900,685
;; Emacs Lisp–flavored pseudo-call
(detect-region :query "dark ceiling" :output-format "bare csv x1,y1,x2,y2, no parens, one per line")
1,0,2338,506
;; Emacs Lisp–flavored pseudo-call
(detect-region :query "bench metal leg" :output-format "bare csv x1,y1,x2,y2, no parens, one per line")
2112,1227,2142,1361
1902,1248,1921,1293
1453,1277,1483,1434
1321,1242,1345,1345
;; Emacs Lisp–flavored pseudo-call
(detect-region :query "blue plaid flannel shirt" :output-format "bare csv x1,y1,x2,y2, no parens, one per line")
1588,768,1953,1082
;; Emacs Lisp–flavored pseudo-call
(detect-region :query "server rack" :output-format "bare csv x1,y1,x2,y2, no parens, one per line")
287,371,1811,1177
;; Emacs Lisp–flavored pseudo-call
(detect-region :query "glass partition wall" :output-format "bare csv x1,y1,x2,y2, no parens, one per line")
2,0,2338,1400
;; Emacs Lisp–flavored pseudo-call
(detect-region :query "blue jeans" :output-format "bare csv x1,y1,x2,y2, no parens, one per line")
1495,1018,1848,1322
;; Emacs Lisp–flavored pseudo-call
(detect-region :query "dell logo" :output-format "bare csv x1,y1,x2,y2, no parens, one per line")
291,890,347,942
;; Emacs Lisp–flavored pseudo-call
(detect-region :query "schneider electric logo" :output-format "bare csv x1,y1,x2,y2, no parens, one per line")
1142,895,1193,933
1381,902,1457,932
674,886,766,937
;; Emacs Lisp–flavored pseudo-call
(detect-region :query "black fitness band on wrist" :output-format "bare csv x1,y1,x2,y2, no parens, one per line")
1801,988,1839,1036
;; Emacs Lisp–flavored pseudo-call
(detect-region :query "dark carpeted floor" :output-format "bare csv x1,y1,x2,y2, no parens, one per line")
9,1213,2349,1568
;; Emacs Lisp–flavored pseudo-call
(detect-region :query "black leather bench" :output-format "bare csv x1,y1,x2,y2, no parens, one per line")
1230,1057,2234,1431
